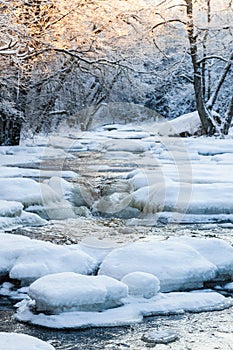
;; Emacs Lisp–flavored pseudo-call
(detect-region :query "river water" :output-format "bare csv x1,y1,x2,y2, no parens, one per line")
0,142,233,349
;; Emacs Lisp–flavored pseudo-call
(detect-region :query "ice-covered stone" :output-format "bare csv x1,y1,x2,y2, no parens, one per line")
141,330,179,344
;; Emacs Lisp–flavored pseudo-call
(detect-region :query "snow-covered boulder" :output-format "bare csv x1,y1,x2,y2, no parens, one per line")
0,234,97,285
98,239,217,292
28,272,128,313
168,237,233,280
0,332,55,350
121,272,160,298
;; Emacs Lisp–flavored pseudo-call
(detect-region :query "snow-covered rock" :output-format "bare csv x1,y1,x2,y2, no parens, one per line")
16,289,232,329
0,234,97,284
0,177,76,220
131,180,233,216
102,139,151,153
121,272,160,298
0,200,23,217
0,211,47,231
168,236,233,280
99,239,218,292
28,272,128,313
0,332,55,350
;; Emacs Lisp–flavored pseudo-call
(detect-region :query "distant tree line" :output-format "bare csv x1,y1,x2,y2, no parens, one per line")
0,0,232,144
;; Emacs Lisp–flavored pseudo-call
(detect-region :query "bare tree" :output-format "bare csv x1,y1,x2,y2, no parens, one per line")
152,0,233,135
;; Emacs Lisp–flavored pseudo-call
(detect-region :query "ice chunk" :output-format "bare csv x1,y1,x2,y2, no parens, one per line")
121,272,160,298
28,272,128,313
131,181,233,215
99,240,217,292
0,332,55,350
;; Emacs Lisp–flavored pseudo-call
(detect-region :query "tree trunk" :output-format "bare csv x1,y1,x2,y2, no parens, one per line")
0,115,22,146
185,0,215,135
222,94,233,135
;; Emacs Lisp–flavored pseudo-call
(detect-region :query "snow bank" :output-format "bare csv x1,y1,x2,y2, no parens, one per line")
156,111,201,136
0,234,97,284
99,239,218,292
28,272,128,313
0,332,55,350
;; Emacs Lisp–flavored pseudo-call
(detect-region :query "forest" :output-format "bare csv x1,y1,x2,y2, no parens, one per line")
0,0,233,145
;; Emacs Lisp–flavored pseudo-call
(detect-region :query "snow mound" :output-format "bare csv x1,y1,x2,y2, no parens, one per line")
28,272,128,313
121,272,160,298
0,332,55,350
99,239,218,292
0,234,97,284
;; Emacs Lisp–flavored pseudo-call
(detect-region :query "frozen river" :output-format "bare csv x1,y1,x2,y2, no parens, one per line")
0,122,233,349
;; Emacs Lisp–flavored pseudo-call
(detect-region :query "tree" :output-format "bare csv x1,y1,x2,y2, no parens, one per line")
152,0,233,135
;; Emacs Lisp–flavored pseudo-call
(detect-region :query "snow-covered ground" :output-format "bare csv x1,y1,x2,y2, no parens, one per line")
0,112,233,335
